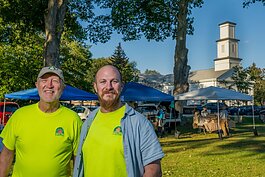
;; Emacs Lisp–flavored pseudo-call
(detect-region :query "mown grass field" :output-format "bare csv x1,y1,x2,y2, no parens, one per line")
160,116,265,177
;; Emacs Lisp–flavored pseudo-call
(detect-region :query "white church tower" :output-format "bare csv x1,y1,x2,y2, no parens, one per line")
214,21,241,71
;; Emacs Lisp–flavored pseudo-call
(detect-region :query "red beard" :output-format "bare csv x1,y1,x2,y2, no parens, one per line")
98,90,121,111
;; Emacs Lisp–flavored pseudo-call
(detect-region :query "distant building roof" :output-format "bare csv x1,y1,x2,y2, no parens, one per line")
219,21,236,26
189,68,234,83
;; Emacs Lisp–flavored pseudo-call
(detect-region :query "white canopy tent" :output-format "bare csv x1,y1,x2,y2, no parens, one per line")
175,86,254,139
175,86,252,101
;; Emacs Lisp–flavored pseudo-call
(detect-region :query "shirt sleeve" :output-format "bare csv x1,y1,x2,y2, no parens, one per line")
0,112,18,151
72,115,83,156
140,118,164,166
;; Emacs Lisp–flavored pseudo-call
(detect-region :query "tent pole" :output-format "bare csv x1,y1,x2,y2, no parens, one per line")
252,95,258,136
217,101,222,140
169,104,172,131
1,98,6,126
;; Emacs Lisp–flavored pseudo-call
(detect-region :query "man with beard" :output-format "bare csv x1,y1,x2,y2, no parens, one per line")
0,66,83,177
73,65,164,177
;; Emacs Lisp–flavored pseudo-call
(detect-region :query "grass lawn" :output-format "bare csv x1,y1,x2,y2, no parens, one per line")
160,116,265,177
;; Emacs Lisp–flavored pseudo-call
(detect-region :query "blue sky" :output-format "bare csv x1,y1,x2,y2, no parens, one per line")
89,0,265,75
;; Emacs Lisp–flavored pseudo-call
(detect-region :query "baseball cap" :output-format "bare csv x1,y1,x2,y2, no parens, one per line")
37,66,64,82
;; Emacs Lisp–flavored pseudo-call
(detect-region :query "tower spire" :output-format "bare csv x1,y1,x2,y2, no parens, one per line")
214,21,242,71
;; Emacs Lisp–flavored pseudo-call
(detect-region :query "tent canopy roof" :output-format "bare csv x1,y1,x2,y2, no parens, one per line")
121,82,174,102
5,82,174,102
5,85,98,101
175,86,252,101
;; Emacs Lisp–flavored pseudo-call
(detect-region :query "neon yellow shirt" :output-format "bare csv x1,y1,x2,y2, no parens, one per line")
0,103,83,177
82,105,127,177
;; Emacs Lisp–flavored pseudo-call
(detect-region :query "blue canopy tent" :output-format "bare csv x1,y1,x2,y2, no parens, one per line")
121,82,176,132
1,82,175,133
4,85,98,101
1,85,97,132
5,82,173,102
121,82,174,102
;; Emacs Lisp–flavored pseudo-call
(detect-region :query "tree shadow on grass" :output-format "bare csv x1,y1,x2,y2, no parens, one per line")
161,137,218,154
161,120,265,159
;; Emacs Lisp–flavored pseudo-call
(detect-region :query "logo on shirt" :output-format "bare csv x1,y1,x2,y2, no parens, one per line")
55,127,64,136
113,126,122,135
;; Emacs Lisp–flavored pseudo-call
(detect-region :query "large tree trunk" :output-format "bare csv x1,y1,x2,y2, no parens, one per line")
43,0,67,67
173,0,191,113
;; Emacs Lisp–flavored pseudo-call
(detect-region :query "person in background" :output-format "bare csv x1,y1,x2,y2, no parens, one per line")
193,108,200,129
193,108,211,133
73,65,164,177
201,106,209,117
0,66,83,177
199,106,211,132
219,105,229,136
156,105,165,138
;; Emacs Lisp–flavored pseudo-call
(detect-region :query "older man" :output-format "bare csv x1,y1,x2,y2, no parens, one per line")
0,66,83,177
73,65,164,177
